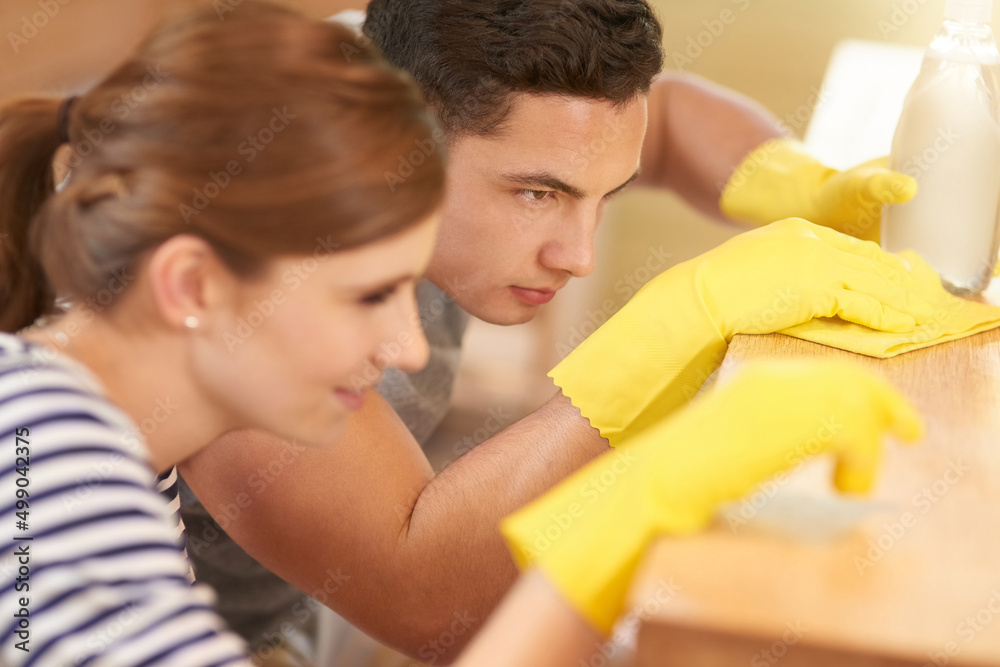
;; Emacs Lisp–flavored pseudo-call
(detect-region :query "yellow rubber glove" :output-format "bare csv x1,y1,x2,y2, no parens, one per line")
551,218,935,446
720,138,917,242
502,359,923,634
784,248,1000,357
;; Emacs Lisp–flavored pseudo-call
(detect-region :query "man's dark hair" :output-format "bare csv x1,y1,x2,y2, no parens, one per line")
363,0,663,137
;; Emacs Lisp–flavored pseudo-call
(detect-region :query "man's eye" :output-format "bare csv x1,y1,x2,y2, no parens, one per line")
361,285,397,305
520,189,552,203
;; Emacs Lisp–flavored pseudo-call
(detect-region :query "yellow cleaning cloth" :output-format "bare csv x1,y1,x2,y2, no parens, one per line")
781,249,1000,357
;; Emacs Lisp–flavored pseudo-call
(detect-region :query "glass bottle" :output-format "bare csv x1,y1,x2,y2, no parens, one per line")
881,0,1000,295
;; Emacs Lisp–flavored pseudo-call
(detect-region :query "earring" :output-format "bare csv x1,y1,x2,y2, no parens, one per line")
184,316,199,329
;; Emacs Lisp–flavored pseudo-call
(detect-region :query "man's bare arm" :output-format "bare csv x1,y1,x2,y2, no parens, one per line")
179,386,609,663
637,71,789,218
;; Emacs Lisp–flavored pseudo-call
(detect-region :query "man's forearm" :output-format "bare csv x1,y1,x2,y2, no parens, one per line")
637,71,788,218
396,391,609,661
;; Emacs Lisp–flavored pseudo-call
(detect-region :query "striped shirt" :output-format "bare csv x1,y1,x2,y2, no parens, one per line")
0,333,250,666
156,467,195,583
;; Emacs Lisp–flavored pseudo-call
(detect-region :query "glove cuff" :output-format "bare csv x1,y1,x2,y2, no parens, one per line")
549,260,727,447
719,137,831,226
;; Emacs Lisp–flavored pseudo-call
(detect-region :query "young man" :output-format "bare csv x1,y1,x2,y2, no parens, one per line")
178,0,916,663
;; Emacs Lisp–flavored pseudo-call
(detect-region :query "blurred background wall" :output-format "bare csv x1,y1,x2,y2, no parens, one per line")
0,0,958,452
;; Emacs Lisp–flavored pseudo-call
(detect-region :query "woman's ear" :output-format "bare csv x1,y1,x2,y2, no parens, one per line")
145,234,239,331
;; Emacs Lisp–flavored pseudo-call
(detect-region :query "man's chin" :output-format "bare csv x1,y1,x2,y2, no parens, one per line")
454,293,540,326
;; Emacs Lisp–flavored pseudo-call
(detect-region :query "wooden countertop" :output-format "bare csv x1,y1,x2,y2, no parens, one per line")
627,281,1000,666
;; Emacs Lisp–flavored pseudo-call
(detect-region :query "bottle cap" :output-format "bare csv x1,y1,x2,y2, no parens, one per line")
946,0,994,23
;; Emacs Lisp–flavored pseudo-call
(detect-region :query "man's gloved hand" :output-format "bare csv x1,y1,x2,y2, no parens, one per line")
551,218,935,446
719,138,917,242
503,359,923,634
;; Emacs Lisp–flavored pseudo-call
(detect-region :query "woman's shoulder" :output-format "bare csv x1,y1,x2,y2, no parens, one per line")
0,330,33,361
0,339,248,666
0,331,149,467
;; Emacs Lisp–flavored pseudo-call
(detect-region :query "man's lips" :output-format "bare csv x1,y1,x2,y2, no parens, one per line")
509,285,558,306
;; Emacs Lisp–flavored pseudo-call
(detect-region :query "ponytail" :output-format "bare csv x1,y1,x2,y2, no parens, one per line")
0,97,63,333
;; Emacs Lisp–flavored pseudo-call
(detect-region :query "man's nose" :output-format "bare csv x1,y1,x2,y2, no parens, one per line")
538,212,598,278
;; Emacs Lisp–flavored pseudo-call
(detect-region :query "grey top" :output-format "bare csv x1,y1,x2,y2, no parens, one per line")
177,279,469,651
377,280,470,445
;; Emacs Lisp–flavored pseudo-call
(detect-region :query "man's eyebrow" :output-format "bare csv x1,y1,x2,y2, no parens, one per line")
606,169,641,198
498,169,641,200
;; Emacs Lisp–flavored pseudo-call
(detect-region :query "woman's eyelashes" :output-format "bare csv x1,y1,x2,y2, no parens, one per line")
360,284,398,306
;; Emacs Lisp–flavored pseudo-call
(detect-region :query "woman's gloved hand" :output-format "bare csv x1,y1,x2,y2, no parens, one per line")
551,218,935,445
719,138,917,242
503,359,923,634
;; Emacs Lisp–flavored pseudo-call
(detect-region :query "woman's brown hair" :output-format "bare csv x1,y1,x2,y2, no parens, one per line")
0,1,445,333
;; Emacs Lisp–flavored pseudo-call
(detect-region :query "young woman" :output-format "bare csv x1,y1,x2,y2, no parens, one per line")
0,3,442,665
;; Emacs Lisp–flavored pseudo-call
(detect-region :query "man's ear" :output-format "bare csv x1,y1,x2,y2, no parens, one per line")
145,234,238,331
